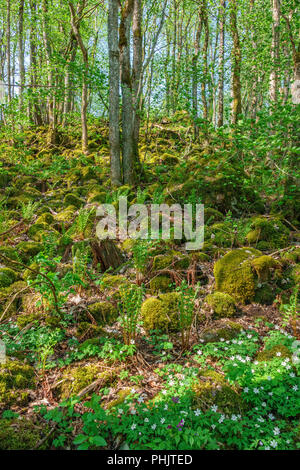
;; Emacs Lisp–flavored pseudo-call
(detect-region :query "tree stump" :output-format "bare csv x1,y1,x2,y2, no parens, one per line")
91,239,124,272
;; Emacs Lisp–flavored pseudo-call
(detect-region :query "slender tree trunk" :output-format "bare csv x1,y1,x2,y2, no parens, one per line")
230,0,242,124
269,0,280,104
201,0,209,120
108,0,121,185
120,0,135,184
18,0,25,112
69,1,89,154
217,0,225,127
192,11,202,137
6,0,11,104
132,0,142,163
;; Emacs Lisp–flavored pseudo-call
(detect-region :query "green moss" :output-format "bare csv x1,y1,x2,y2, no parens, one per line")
200,322,242,343
76,322,105,339
281,248,300,264
149,275,172,294
0,246,20,268
251,255,281,281
58,364,114,399
100,274,128,290
152,252,190,271
205,292,236,318
214,247,261,303
35,212,54,225
192,370,246,414
256,344,291,362
246,217,289,248
0,281,27,319
0,359,35,407
87,301,117,325
55,205,76,223
0,267,17,288
204,208,224,225
0,418,50,450
63,193,84,209
106,388,132,409
16,241,42,262
141,292,180,332
16,312,40,329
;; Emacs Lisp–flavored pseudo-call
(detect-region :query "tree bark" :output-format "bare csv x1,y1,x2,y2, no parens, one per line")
230,0,242,124
217,0,225,127
108,0,121,185
18,0,25,112
269,0,280,104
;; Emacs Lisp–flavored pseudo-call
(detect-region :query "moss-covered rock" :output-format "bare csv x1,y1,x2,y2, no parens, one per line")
0,281,27,319
58,363,115,400
141,292,180,332
205,292,237,318
0,418,50,450
0,359,35,407
76,322,105,339
0,267,17,288
86,301,118,326
16,241,42,262
246,217,289,248
200,321,243,343
251,255,281,281
152,252,190,272
16,312,41,329
256,344,291,362
214,247,261,304
192,370,246,413
149,275,172,294
55,205,76,223
63,193,84,209
204,207,224,225
35,212,54,225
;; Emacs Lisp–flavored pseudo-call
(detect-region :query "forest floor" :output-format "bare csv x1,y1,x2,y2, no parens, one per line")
0,114,299,450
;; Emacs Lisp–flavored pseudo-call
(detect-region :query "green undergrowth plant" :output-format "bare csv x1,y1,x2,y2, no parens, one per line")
118,284,144,346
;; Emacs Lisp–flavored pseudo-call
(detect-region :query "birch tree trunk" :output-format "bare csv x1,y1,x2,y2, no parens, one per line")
132,0,142,163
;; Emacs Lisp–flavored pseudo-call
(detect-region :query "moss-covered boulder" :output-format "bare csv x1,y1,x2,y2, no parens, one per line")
256,344,292,362
214,247,262,304
63,193,84,209
149,275,172,294
246,216,289,249
152,252,190,272
141,292,180,332
86,301,118,326
0,281,27,319
200,321,243,343
205,292,237,318
0,359,35,407
204,207,224,225
16,241,42,262
0,267,17,288
0,418,50,450
192,370,246,414
55,205,76,223
35,212,54,225
58,363,115,400
251,255,281,281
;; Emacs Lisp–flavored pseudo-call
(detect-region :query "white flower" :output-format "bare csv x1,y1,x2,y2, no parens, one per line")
160,418,165,424
292,385,298,391
262,402,267,407
211,424,216,429
164,405,168,410
270,440,278,448
273,427,280,436
194,409,201,416
276,352,281,357
197,350,202,355
131,409,137,415
211,405,218,412
151,424,157,430
231,415,237,421
130,339,135,345
131,423,136,430
144,418,149,422
243,387,249,393
268,413,275,420
118,408,124,414
137,396,144,403
218,415,225,423
253,388,259,394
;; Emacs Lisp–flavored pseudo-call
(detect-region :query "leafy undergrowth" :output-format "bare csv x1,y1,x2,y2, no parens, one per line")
0,118,299,450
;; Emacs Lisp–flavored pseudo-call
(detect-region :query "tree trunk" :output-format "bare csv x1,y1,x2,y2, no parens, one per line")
120,0,135,185
18,0,25,112
201,0,209,120
230,0,242,124
132,0,142,163
69,1,89,154
217,0,225,127
269,0,280,104
108,0,121,185
192,11,202,137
